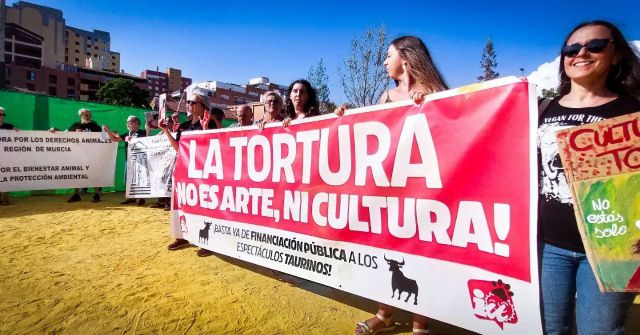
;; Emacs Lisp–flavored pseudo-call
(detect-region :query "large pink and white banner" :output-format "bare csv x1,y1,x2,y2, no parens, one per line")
170,77,541,334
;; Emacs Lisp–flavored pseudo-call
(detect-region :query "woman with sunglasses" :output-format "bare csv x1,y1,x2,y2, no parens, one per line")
538,20,640,334
159,92,218,257
351,35,448,335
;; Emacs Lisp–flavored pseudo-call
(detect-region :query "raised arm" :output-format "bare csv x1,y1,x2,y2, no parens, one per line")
159,118,179,151
102,125,123,142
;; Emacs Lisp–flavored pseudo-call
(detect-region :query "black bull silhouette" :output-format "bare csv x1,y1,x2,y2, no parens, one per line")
199,222,212,244
384,255,418,305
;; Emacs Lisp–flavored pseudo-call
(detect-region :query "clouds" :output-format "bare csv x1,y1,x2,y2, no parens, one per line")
527,40,640,96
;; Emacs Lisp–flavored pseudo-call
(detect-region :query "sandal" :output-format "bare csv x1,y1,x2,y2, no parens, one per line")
355,313,396,335
413,329,430,334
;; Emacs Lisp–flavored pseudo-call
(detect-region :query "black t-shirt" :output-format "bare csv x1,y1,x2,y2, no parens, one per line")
537,95,640,252
175,119,217,141
120,129,146,151
68,121,101,132
0,123,14,130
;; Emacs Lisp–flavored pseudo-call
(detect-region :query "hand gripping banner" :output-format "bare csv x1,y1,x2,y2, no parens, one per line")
170,77,542,334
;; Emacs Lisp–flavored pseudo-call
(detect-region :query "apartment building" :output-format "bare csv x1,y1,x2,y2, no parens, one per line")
192,77,286,107
2,1,142,100
65,27,120,72
141,68,192,98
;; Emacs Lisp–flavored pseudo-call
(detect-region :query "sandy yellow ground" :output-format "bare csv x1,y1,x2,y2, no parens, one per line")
0,193,638,335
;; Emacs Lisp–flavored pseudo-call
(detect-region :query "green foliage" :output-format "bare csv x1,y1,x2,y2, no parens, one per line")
338,25,389,107
307,58,333,114
541,88,559,99
478,38,500,82
96,78,150,108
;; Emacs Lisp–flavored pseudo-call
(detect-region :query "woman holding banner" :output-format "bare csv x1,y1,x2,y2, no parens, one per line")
282,80,319,126
538,21,640,335
257,91,284,128
159,92,217,257
349,35,448,335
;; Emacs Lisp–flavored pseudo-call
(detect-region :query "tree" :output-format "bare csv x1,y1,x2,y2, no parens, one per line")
307,58,333,114
478,38,499,82
540,88,559,99
338,25,389,107
96,78,150,108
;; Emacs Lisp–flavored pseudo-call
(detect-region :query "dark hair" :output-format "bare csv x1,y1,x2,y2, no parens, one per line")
557,20,640,97
211,108,225,122
390,36,448,93
285,79,320,118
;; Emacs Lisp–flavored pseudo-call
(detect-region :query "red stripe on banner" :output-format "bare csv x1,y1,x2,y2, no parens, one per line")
173,82,532,282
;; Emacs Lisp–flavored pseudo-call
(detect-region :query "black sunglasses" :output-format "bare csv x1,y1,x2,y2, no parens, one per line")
562,39,613,58
186,100,201,106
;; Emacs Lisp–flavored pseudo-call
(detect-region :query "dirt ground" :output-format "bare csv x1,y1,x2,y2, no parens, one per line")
0,193,638,334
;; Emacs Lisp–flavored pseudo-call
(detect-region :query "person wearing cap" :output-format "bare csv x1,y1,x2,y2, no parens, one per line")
0,107,18,205
159,92,217,257
159,92,216,151
49,108,103,203
228,105,254,128
103,115,147,206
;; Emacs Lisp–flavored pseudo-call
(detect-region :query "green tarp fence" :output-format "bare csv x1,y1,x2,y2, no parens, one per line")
1,90,161,195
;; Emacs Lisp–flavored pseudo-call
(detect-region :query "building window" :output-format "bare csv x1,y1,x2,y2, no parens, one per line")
65,56,68,62
75,41,79,45
75,49,79,53
26,71,36,81
68,78,75,86
112,62,115,66
26,83,35,91
94,54,98,57
87,36,92,40
75,33,79,37
14,40,42,58
67,88,75,98
49,74,57,84
49,87,57,96
74,58,79,62
15,56,41,69
4,42,11,53
65,47,68,53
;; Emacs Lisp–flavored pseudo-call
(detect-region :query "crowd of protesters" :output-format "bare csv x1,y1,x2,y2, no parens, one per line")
2,19,640,335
